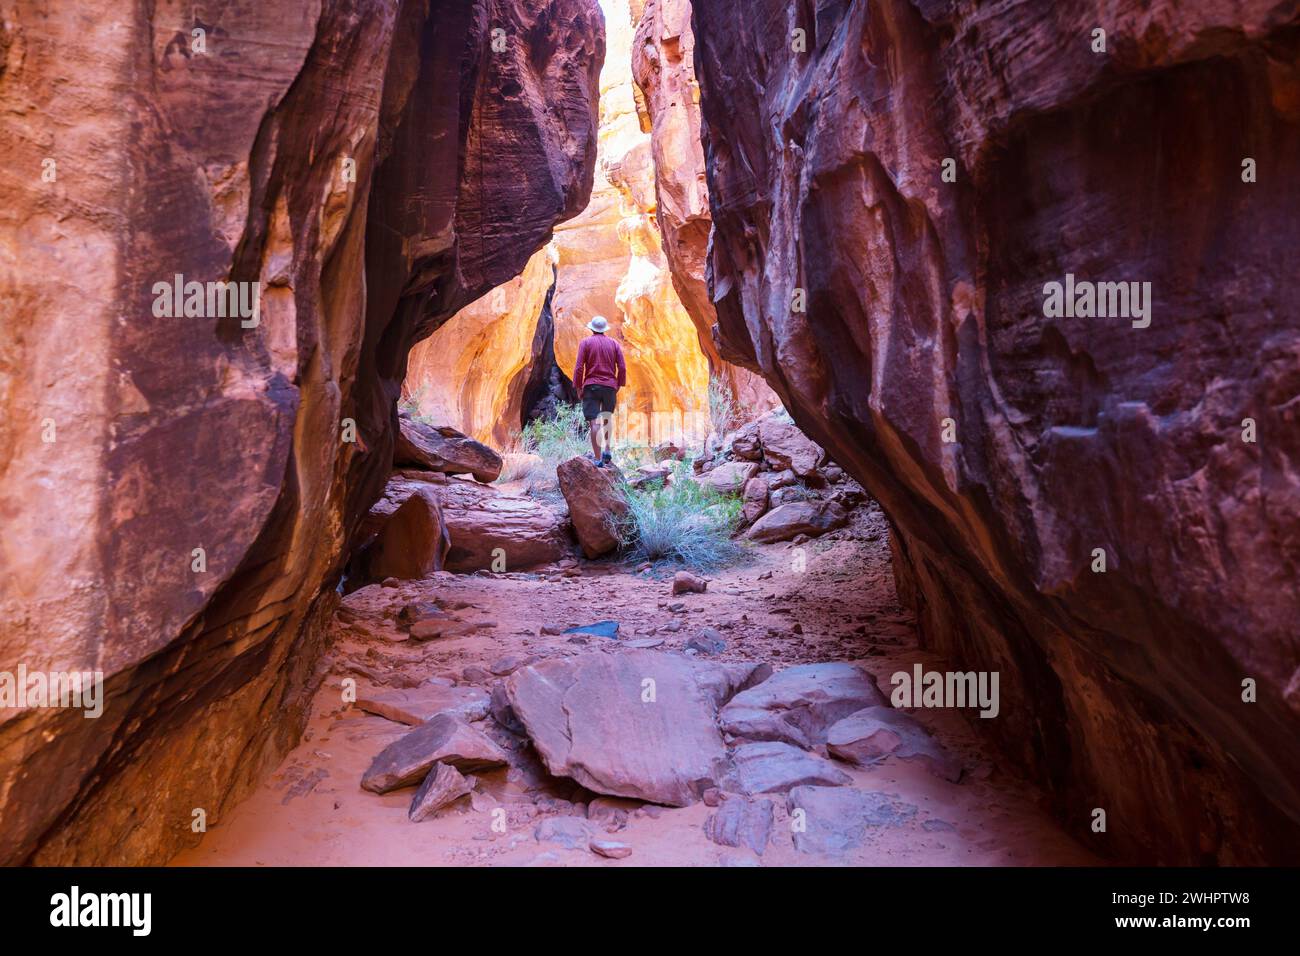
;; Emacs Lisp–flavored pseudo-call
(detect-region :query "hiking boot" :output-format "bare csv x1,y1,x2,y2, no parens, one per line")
590,452,605,468
600,451,613,466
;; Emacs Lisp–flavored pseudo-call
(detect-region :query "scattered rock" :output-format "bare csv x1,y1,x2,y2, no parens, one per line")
361,715,508,793
626,637,665,649
730,422,763,461
408,763,473,821
826,706,963,782
704,796,774,855
356,685,490,726
686,627,726,656
557,455,629,558
395,413,503,483
672,570,708,595
730,741,853,794
409,617,475,641
785,786,918,853
746,501,848,543
488,680,526,735
534,816,595,850
589,839,633,859
720,662,885,748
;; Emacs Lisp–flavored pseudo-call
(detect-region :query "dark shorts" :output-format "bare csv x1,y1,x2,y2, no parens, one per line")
580,385,617,421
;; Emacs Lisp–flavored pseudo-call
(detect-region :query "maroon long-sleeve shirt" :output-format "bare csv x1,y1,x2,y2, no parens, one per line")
573,333,627,392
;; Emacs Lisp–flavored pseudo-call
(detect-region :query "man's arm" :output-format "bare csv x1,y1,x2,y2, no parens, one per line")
573,340,586,392
615,341,627,388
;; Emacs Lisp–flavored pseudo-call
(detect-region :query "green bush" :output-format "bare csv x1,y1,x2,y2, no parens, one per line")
617,461,748,570
510,402,590,490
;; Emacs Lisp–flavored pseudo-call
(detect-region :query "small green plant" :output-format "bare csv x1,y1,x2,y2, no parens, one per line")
708,374,740,436
510,402,590,490
617,461,748,570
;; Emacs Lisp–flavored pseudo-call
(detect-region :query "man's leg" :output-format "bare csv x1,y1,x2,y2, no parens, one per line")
588,417,602,458
599,410,613,460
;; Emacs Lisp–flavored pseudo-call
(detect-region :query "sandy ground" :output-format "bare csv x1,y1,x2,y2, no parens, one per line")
172,499,1098,867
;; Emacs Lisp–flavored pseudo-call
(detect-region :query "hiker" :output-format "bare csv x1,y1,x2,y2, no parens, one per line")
572,315,626,467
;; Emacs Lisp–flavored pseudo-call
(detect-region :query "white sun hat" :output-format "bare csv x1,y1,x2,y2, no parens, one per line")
587,315,610,333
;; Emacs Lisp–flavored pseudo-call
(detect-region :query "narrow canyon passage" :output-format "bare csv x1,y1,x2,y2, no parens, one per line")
1,0,1296,875
175,503,1092,866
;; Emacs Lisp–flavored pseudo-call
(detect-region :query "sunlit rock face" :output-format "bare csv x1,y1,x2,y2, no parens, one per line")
631,0,777,415
0,0,599,864
692,0,1300,862
403,247,558,447
550,0,712,448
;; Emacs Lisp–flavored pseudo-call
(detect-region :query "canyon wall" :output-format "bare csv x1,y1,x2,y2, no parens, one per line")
0,0,600,865
631,0,777,416
688,0,1300,862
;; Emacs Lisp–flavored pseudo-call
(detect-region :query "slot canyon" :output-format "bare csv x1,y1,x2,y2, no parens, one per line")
0,0,1296,872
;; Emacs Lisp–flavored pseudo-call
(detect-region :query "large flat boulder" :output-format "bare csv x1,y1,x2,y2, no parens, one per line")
556,456,629,558
361,714,508,794
745,500,847,543
395,412,503,483
720,662,885,749
505,650,738,806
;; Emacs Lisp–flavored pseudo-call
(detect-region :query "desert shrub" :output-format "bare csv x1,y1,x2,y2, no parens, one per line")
509,402,590,490
708,374,740,436
618,461,748,570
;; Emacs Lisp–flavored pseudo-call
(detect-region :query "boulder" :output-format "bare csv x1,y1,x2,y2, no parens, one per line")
534,815,596,850
720,662,885,749
365,487,450,580
653,441,685,462
741,475,770,524
361,715,509,794
408,763,473,821
356,685,490,726
704,796,774,855
730,741,853,794
730,422,763,461
557,456,630,558
785,786,918,854
395,412,503,483
757,416,823,476
425,478,570,572
826,706,963,783
746,501,847,544
505,649,737,806
672,570,708,594
694,460,759,495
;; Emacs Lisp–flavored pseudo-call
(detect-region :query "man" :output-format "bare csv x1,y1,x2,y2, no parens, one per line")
572,315,626,467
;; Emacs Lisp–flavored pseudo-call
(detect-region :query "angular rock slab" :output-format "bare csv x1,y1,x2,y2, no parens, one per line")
730,741,852,795
408,763,473,821
757,415,824,477
361,715,508,794
356,685,490,726
557,455,630,558
826,706,963,783
395,413,503,483
366,486,450,580
786,786,918,854
720,662,885,749
695,460,759,495
506,649,733,806
704,796,774,856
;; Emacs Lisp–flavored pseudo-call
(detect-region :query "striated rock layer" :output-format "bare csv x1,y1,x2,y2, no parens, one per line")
0,0,600,864
690,0,1300,862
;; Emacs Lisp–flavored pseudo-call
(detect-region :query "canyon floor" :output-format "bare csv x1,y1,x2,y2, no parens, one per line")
173,497,1097,867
